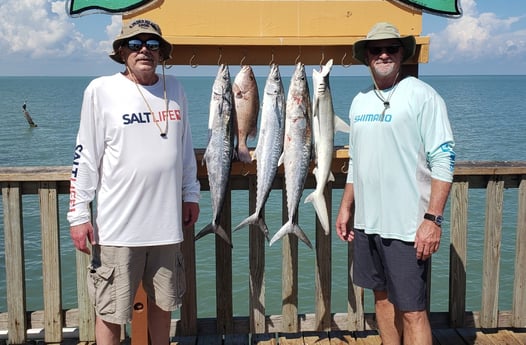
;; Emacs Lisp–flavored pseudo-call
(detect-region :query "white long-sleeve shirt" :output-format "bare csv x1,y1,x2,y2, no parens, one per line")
67,73,200,246
347,76,455,241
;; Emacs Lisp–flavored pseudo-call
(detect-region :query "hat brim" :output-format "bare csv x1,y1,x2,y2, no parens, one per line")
109,33,173,64
353,36,416,65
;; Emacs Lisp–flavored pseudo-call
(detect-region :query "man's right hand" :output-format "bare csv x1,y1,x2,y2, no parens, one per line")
70,222,95,254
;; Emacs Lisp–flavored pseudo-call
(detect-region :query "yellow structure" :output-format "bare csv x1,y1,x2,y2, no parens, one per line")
125,0,429,67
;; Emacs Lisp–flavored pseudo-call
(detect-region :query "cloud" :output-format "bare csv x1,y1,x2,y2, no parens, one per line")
428,0,526,62
0,0,119,61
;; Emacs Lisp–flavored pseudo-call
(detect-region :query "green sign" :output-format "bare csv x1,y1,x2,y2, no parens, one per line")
395,0,462,16
67,0,157,16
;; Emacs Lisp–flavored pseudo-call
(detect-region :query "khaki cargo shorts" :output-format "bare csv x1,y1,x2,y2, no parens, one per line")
87,243,186,324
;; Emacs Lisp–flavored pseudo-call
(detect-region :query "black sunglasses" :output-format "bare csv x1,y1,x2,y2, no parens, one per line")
126,39,160,52
368,45,402,55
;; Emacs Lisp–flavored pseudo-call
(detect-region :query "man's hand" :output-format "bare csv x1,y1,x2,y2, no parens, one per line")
336,207,355,242
70,222,95,254
414,220,442,260
183,202,200,228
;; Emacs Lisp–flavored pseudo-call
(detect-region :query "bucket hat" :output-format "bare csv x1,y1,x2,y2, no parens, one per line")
353,22,416,65
109,19,173,64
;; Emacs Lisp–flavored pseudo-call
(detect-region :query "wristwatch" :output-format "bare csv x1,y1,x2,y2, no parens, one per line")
424,213,443,227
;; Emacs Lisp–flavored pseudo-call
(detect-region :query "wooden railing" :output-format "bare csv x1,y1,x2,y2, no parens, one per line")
1,149,525,344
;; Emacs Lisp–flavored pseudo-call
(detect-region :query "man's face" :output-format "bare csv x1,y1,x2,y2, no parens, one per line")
366,39,404,79
121,34,161,73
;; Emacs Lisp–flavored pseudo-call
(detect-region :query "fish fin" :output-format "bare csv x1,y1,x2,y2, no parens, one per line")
234,214,256,231
304,190,331,235
334,115,350,133
234,213,270,241
195,223,214,241
214,225,233,248
320,59,334,77
270,222,313,249
195,223,233,248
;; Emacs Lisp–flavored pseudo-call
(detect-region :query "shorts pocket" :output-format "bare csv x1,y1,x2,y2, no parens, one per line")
174,250,186,303
87,264,116,315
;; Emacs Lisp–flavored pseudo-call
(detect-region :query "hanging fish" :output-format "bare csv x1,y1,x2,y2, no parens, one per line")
305,59,349,234
234,64,285,240
270,63,313,249
195,64,235,247
233,65,260,163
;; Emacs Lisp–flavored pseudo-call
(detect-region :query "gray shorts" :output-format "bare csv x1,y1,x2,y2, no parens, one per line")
352,229,428,311
87,243,186,324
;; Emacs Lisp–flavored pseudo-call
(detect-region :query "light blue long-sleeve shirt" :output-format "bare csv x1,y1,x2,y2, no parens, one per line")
347,76,455,241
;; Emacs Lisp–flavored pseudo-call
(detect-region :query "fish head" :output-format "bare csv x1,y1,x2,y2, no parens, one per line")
212,64,232,95
289,62,310,100
265,64,284,96
233,65,258,97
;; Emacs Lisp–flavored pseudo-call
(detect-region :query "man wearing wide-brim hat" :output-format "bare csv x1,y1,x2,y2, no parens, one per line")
68,18,200,345
336,22,456,345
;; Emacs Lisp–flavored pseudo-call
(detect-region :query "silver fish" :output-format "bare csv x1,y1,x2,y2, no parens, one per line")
195,64,234,247
233,65,259,163
305,59,349,235
234,64,285,240
270,63,313,249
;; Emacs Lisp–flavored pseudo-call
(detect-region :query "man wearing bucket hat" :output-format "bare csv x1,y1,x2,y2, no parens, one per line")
67,19,200,345
336,22,455,344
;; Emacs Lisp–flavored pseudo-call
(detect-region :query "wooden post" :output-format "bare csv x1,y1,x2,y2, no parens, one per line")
132,282,150,345
248,174,266,334
39,182,63,344
2,182,27,344
314,184,332,331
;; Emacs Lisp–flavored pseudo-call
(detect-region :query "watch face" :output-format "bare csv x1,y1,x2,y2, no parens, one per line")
435,215,444,225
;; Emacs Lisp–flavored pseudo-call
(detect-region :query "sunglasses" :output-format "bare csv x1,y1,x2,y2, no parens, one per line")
126,39,160,52
368,45,401,55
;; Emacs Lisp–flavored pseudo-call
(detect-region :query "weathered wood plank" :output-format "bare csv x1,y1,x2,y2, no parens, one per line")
432,328,465,345
277,332,303,345
512,176,526,327
315,185,332,331
282,178,298,333
456,328,502,345
328,330,356,344
224,333,250,345
39,182,63,343
171,335,197,345
2,182,27,344
347,241,365,331
216,190,233,334
180,224,198,335
480,178,504,328
252,332,277,345
196,334,222,345
303,331,331,345
449,180,468,327
353,330,381,345
248,175,267,334
76,248,95,342
492,329,525,345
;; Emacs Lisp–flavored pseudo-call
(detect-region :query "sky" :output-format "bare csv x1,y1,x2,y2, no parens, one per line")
0,0,524,76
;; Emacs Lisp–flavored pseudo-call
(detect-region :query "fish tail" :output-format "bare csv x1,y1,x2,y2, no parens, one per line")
304,189,331,235
195,223,233,248
270,221,312,249
234,213,270,241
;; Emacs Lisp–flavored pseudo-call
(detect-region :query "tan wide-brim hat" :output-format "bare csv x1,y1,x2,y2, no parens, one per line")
353,22,416,65
109,19,173,64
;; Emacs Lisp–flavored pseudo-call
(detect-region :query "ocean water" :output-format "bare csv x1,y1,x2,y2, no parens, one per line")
0,73,525,319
